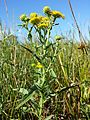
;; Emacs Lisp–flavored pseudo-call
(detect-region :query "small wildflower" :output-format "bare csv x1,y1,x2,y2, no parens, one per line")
30,12,37,19
52,10,65,19
43,6,52,16
36,62,43,68
29,16,41,25
20,14,27,21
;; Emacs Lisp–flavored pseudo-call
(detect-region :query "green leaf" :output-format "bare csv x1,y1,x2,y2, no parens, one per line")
22,107,27,112
50,68,57,78
19,88,29,95
44,115,54,120
15,84,40,109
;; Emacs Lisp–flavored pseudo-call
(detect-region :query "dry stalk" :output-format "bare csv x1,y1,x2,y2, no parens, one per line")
68,0,88,54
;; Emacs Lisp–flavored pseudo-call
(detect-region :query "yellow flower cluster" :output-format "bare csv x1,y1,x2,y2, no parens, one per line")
41,17,49,22
38,23,48,29
29,16,41,25
31,62,43,69
29,12,50,29
43,6,65,19
20,6,65,28
36,62,43,68
38,16,50,29
51,10,65,19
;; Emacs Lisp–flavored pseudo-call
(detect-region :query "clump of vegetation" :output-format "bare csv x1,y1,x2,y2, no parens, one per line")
0,5,90,120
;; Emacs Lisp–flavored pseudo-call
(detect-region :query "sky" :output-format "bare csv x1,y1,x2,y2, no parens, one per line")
0,0,90,39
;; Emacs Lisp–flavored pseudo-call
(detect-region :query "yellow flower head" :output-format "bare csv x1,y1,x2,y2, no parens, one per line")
30,12,37,19
43,6,51,15
29,16,41,25
52,10,65,19
20,14,27,21
36,62,43,68
40,16,50,25
41,16,49,23
38,23,48,29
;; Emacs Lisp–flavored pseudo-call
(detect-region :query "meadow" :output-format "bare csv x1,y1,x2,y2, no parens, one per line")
0,4,90,120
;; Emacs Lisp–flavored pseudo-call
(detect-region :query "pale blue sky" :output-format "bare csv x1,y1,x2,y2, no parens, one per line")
0,0,90,38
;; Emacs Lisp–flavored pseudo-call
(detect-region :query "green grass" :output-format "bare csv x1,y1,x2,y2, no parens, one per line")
0,30,90,120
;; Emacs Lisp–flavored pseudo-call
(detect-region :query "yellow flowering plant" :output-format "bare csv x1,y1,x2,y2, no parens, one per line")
18,7,65,119
19,6,65,82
